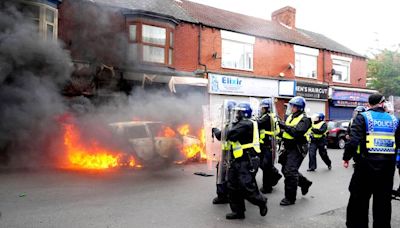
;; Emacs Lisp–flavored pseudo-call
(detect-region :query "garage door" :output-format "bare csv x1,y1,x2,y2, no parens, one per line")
305,100,326,117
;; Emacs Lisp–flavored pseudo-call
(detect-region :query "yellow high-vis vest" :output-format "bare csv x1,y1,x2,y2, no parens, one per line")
231,120,261,159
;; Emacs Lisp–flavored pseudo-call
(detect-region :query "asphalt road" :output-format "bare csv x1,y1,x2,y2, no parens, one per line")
0,149,399,228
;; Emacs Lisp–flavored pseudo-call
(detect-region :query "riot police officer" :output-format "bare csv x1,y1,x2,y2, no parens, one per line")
307,112,332,171
346,106,367,141
211,100,236,204
257,98,282,193
278,96,313,206
343,93,400,228
213,102,267,219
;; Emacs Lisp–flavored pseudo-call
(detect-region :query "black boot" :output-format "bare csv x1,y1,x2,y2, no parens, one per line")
301,181,313,195
271,172,282,186
226,212,245,220
280,198,295,206
259,201,268,216
260,187,272,194
212,196,228,204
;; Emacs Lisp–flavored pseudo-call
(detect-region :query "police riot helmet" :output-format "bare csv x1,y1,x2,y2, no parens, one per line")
288,96,306,111
260,98,272,109
234,103,252,119
354,106,366,113
226,100,237,112
318,112,325,121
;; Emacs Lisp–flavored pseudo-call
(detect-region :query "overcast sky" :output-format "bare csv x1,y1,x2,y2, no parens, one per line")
189,0,400,56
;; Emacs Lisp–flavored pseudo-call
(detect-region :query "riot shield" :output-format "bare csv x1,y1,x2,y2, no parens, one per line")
216,100,235,185
270,97,280,163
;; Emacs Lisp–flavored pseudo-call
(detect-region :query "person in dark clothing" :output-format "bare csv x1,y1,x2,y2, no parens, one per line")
307,112,332,171
343,93,400,228
257,98,282,194
345,106,367,168
278,96,313,206
211,100,236,205
212,102,267,220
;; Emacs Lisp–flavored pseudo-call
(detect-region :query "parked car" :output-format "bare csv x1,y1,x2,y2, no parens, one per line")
327,120,350,149
109,121,199,165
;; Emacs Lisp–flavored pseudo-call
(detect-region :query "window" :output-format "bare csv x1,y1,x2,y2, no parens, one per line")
332,55,352,83
21,2,58,40
128,24,173,65
20,2,58,40
294,45,318,78
221,30,255,71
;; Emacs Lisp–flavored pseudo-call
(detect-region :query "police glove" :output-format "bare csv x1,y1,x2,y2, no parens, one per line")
212,128,219,134
278,121,287,130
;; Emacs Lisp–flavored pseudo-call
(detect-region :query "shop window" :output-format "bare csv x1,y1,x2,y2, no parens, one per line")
20,2,58,40
128,23,173,65
332,55,351,83
221,30,255,71
294,45,318,79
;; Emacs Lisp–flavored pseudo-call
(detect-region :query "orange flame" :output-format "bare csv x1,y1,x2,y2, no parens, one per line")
63,123,138,170
179,127,207,161
159,126,176,137
177,124,190,136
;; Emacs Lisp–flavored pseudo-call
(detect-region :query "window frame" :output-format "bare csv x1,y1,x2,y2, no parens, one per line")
332,55,352,84
294,45,319,79
21,1,58,40
221,30,255,71
127,22,174,66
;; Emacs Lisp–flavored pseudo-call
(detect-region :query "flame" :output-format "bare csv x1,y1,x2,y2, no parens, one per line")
177,124,190,136
159,126,176,137
63,123,138,170
179,127,207,161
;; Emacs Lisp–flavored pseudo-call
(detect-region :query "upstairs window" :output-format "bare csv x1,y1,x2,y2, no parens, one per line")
221,30,255,71
128,23,173,65
294,45,318,79
332,55,352,83
20,2,58,40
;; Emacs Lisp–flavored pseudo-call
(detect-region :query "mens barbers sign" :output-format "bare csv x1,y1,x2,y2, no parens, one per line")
296,82,328,99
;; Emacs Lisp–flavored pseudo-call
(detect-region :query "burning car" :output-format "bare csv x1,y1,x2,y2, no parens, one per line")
109,121,201,165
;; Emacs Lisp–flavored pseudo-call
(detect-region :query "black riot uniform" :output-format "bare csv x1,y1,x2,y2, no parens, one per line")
257,113,282,193
308,120,332,171
224,118,267,219
343,103,400,228
279,110,313,205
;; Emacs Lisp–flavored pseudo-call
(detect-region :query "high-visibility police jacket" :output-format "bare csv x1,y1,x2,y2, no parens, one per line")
282,113,308,140
231,120,261,159
259,113,280,145
361,110,399,154
310,121,328,139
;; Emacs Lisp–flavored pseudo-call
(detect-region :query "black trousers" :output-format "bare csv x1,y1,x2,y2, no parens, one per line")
308,138,331,170
227,154,266,214
216,161,228,199
346,159,396,228
279,145,311,201
259,145,281,190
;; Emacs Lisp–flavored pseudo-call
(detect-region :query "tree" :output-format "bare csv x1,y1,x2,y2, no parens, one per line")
368,49,400,96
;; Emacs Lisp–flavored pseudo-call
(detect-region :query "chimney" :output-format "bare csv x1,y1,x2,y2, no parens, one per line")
271,6,296,29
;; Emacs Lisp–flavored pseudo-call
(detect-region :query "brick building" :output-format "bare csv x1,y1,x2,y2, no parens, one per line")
21,0,376,120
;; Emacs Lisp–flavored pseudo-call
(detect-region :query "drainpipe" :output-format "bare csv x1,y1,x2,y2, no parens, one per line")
198,23,207,75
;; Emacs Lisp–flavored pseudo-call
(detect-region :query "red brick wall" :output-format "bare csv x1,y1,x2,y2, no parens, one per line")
173,24,199,72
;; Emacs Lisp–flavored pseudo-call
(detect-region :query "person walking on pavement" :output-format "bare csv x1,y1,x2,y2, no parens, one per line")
343,93,400,228
212,102,267,219
278,96,313,206
307,112,332,171
257,98,282,194
211,100,236,205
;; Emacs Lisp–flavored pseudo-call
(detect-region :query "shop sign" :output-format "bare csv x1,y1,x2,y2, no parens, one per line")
209,73,278,97
296,82,328,99
332,90,371,102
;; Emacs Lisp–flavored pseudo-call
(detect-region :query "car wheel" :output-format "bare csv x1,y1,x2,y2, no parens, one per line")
338,138,346,149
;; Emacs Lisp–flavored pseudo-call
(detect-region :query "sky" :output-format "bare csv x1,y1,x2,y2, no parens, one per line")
189,0,400,56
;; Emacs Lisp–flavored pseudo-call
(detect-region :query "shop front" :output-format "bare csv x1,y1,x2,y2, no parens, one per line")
329,86,377,120
277,80,328,118
208,73,279,122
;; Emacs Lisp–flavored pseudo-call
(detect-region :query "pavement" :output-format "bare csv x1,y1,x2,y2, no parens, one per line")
0,149,399,228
